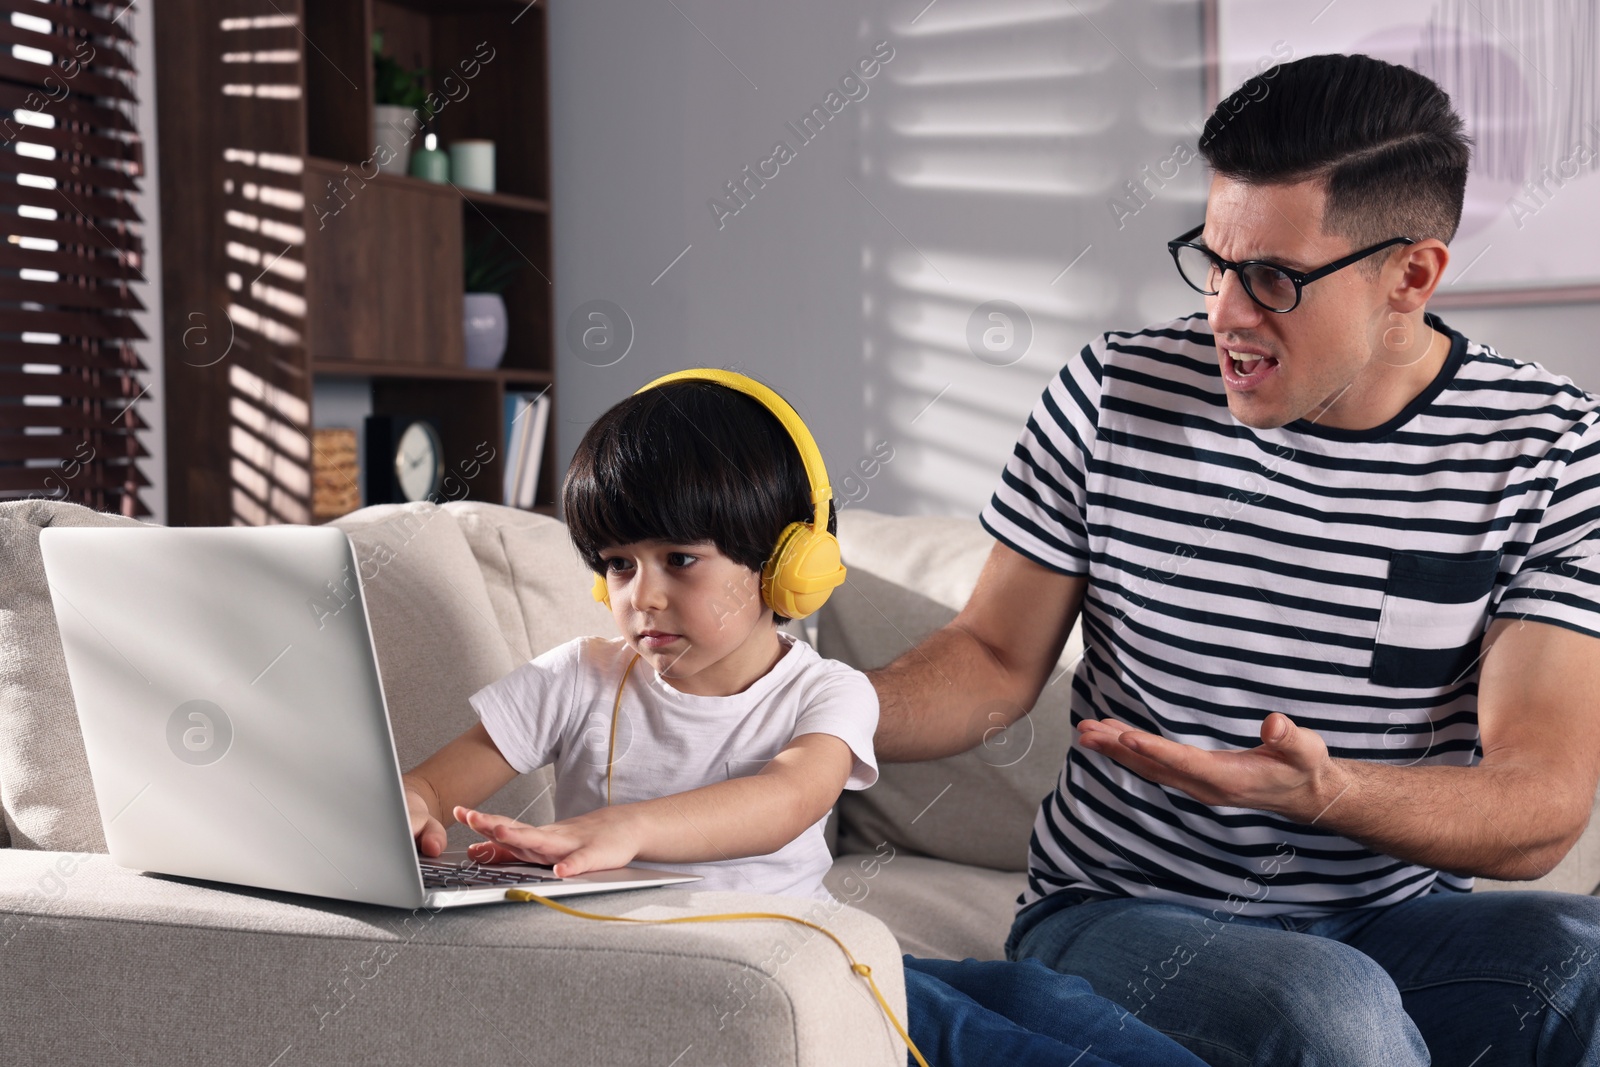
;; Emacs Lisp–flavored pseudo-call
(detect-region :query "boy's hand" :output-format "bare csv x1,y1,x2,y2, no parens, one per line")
454,805,643,878
405,782,448,857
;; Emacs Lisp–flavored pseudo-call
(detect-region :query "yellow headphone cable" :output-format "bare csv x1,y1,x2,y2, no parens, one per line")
505,889,929,1067
604,651,641,808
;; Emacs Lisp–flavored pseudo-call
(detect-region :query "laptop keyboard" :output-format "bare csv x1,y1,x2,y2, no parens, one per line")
420,860,558,889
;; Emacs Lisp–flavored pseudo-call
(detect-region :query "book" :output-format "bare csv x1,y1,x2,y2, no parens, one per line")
503,393,531,505
515,391,551,509
501,389,550,509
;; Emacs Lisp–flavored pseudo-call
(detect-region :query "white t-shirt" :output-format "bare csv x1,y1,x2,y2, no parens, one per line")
468,631,879,901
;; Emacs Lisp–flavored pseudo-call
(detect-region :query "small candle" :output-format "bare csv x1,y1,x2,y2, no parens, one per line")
450,139,495,192
409,132,450,183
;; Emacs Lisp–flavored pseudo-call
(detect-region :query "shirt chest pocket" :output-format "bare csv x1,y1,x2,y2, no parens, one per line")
1370,549,1501,689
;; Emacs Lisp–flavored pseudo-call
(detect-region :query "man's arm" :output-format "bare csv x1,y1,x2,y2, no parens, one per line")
456,732,854,877
1078,616,1600,880
869,541,1087,762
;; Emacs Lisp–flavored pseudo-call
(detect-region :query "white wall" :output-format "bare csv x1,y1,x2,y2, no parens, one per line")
549,0,1210,518
1437,303,1600,390
547,0,1600,518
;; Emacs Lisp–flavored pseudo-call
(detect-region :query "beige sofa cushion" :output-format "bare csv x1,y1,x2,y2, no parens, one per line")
329,503,556,840
0,501,156,851
822,510,1083,873
441,501,615,663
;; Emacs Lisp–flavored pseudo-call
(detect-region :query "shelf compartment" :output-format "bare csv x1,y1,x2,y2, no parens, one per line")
313,369,556,510
304,0,374,164
310,0,548,202
462,197,551,375
370,376,509,507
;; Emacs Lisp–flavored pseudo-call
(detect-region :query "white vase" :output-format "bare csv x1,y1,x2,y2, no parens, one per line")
372,104,417,175
464,293,508,369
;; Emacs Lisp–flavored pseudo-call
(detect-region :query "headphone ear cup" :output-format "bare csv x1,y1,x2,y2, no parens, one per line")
592,572,611,609
762,522,847,620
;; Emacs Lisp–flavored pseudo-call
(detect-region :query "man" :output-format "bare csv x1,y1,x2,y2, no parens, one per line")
870,53,1600,1066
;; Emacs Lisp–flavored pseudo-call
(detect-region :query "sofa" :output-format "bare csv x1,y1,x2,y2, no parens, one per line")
2,498,1597,1067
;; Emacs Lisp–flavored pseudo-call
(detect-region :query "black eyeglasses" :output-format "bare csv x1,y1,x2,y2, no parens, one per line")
1166,224,1415,313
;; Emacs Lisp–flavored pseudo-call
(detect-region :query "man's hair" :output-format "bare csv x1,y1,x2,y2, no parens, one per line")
563,378,833,622
1198,53,1472,257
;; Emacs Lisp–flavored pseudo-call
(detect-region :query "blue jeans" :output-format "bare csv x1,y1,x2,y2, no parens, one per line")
1006,887,1600,1066
903,955,1209,1066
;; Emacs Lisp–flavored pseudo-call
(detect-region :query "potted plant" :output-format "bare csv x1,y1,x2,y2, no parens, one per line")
463,233,522,369
372,32,431,175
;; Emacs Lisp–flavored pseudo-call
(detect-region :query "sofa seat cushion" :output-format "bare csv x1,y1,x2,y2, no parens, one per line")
823,509,1083,873
0,501,156,851
1,851,907,1067
826,850,1025,962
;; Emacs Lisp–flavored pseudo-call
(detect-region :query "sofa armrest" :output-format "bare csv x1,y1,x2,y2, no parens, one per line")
2,853,907,1067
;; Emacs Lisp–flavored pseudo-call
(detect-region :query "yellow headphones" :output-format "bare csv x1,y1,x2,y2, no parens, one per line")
589,368,846,621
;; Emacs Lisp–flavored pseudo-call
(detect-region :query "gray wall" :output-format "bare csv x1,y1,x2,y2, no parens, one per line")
548,0,1210,518
548,0,1600,520
1438,303,1600,388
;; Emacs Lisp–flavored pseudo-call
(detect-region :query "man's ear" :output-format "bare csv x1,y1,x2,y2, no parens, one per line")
1389,239,1450,313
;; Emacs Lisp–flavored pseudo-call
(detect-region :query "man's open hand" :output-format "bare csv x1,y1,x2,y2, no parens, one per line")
454,805,645,878
1076,712,1347,823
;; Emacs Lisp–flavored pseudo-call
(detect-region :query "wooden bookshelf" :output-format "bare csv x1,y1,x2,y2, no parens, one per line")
155,0,556,527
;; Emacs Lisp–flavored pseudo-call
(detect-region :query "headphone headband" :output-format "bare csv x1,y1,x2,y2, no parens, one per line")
633,368,834,533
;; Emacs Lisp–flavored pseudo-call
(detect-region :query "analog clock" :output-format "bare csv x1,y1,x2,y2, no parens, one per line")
393,419,444,502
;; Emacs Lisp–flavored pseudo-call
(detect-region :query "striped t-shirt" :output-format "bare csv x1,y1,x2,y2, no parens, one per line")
980,312,1600,917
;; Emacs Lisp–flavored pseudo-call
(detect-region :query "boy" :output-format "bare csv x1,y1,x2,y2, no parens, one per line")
403,370,1206,1067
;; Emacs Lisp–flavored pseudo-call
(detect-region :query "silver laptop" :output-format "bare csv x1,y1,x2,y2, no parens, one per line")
39,525,698,910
